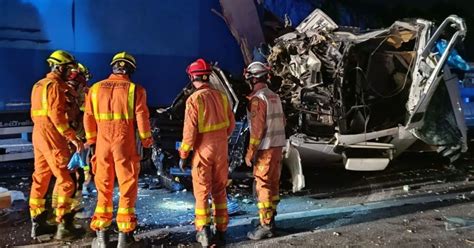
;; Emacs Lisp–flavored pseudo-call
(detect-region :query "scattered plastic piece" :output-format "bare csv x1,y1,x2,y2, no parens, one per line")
444,216,474,231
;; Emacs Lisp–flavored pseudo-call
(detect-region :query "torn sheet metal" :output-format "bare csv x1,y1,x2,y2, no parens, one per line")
216,0,265,64
296,8,338,33
267,9,468,167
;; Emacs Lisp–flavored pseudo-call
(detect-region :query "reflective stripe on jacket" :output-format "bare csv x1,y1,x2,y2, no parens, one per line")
248,87,286,150
179,85,235,154
30,72,76,141
83,74,151,143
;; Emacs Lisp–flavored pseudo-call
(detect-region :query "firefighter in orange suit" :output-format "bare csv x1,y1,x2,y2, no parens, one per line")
84,52,153,248
52,62,91,213
178,58,235,247
244,62,286,240
29,50,84,240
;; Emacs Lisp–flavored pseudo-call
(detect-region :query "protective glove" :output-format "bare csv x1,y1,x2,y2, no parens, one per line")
67,152,86,170
179,158,187,172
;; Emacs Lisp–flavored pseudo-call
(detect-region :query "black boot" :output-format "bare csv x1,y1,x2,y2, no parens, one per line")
271,214,277,230
247,224,274,240
54,213,84,241
117,231,139,248
31,211,56,239
196,226,211,248
91,229,110,248
212,230,226,247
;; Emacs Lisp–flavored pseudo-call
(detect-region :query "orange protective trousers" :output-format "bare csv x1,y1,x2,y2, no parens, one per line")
254,147,282,225
29,73,77,222
90,123,141,232
191,130,229,232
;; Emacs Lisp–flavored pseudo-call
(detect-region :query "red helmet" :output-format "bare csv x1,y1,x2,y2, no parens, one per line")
186,58,212,78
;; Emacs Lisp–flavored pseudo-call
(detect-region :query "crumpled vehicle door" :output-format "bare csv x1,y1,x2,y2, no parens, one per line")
405,15,468,161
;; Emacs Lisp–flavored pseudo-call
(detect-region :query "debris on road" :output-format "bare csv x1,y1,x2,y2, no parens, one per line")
444,216,474,231
403,185,410,192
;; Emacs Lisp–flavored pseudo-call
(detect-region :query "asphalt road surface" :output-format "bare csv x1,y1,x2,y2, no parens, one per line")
1,152,474,247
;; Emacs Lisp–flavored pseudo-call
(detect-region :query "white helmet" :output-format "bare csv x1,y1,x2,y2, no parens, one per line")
244,61,270,80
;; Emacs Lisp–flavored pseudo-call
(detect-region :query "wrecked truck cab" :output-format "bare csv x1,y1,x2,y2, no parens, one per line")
148,10,468,193
271,9,468,172
149,66,307,193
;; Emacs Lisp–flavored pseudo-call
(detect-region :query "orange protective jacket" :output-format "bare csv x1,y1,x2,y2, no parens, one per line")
31,72,77,142
179,84,235,159
83,74,152,147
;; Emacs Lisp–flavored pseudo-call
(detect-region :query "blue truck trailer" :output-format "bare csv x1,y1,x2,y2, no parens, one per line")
0,0,244,110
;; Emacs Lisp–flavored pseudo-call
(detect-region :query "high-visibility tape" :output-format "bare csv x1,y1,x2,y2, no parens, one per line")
249,137,261,145
127,83,135,120
257,202,272,209
259,212,273,220
197,93,230,133
117,207,135,214
54,208,71,216
195,208,211,216
139,131,151,139
91,219,112,229
195,217,211,226
30,207,46,217
117,221,136,232
212,202,227,210
55,123,70,134
91,82,136,120
86,131,97,139
31,81,52,117
94,206,113,214
29,198,46,206
180,142,191,152
57,196,72,204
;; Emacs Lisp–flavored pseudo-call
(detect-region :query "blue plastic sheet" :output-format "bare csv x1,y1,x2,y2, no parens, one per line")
435,39,471,71
227,196,241,215
67,152,86,171
252,44,271,63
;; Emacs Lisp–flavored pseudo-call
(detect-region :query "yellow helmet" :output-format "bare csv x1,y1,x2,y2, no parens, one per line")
46,50,76,66
110,52,136,69
78,63,92,80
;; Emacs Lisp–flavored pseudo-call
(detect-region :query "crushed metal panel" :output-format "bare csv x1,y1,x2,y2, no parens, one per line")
407,15,467,129
217,0,265,64
386,30,416,49
296,9,338,33
209,67,239,113
335,127,400,146
345,158,390,171
282,141,305,193
443,67,468,152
